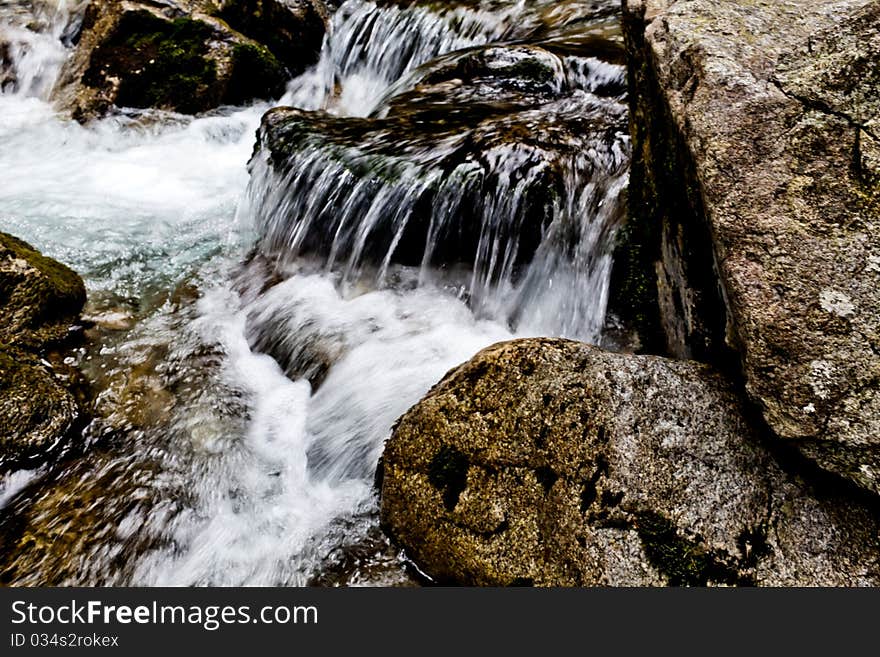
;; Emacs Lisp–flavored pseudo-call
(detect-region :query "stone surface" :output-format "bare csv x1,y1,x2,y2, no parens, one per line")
52,0,327,120
0,233,87,469
620,0,880,494
211,0,328,73
0,347,80,468
0,232,86,349
379,338,880,586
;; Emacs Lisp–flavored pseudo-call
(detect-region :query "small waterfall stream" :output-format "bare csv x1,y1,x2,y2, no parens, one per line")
0,0,627,585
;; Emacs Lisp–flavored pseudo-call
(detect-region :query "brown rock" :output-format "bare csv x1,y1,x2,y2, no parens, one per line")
379,339,880,586
0,232,86,349
0,347,80,469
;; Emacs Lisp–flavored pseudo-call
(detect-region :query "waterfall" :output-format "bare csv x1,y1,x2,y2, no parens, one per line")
285,0,619,116
0,0,85,99
286,0,530,114
248,10,629,342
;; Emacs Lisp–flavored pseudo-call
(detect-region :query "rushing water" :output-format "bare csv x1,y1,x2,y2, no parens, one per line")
0,0,627,585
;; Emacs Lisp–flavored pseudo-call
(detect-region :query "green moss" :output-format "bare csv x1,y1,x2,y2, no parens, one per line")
84,11,219,114
224,42,287,105
215,0,325,75
635,511,746,586
0,348,30,390
0,232,86,346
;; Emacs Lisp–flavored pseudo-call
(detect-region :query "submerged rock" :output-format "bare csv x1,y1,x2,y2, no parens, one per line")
379,339,880,586
52,0,327,120
0,39,13,93
619,0,880,495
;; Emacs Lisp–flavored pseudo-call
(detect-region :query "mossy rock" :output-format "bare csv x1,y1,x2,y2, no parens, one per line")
0,232,86,349
53,1,297,120
0,347,80,469
224,41,288,106
212,0,327,76
256,103,587,270
84,11,221,114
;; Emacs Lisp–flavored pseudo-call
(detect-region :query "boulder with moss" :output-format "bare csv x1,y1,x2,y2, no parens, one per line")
379,339,880,586
0,347,81,469
52,0,327,120
1,233,87,469
617,0,880,495
0,232,86,350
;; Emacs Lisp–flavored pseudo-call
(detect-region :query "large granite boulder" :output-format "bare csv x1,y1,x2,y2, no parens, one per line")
52,0,327,120
618,0,880,494
0,233,87,469
379,339,880,586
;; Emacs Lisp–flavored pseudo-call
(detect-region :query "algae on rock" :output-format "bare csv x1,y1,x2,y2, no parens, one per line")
52,0,328,120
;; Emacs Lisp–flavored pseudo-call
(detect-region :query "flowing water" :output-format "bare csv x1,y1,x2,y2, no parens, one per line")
0,0,628,585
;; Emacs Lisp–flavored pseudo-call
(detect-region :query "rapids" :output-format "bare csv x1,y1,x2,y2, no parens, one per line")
0,0,627,585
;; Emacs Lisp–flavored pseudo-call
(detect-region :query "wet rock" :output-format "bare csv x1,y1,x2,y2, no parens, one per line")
0,347,80,469
619,0,880,495
212,0,328,73
376,38,626,118
379,339,880,586
0,232,86,349
0,39,13,91
52,0,327,120
0,233,87,468
0,442,177,585
411,44,573,97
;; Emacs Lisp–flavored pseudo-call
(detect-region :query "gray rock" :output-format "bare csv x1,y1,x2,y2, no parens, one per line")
379,338,880,586
619,0,880,494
